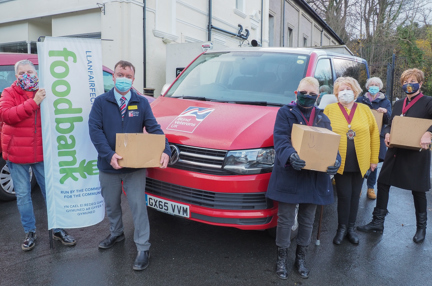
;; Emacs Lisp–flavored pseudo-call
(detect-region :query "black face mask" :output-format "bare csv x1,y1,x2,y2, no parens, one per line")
297,91,318,107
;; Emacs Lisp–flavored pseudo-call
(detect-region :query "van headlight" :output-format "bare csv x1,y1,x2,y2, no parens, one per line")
223,148,275,174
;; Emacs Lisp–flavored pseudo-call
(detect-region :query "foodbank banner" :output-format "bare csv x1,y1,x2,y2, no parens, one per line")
38,37,105,229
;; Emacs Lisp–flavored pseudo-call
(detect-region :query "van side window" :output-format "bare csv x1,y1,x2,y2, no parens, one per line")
103,71,115,93
0,64,39,96
333,58,368,89
314,59,333,91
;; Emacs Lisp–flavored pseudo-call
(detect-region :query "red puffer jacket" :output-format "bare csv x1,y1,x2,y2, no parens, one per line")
0,81,43,164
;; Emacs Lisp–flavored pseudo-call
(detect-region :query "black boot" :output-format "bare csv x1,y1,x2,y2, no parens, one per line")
294,245,309,279
357,207,388,233
346,223,359,245
276,247,288,280
413,212,427,243
333,224,347,245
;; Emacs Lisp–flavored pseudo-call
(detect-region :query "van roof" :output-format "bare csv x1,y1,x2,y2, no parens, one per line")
0,53,39,66
205,47,366,63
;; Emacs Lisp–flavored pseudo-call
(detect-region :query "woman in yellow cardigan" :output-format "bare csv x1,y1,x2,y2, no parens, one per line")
324,77,380,245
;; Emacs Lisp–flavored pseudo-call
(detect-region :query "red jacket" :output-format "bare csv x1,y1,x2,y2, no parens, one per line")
0,81,43,164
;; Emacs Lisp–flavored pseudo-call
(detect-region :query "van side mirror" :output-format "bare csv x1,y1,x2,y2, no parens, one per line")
160,83,171,96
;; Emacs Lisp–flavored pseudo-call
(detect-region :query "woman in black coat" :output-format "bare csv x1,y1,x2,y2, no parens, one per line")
358,68,432,243
266,77,340,280
356,77,392,199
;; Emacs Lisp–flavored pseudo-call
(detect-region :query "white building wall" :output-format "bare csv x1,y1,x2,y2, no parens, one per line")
0,22,29,43
146,0,266,96
52,10,101,37
286,2,298,47
313,25,321,46
0,0,270,96
28,21,52,42
0,0,144,91
101,0,144,90
0,0,344,95
300,13,312,47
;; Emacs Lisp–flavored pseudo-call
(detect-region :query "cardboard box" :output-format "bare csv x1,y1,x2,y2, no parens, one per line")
291,124,341,172
371,109,384,132
116,133,166,168
389,116,432,150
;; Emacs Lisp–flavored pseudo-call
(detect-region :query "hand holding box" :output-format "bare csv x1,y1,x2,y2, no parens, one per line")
291,124,341,172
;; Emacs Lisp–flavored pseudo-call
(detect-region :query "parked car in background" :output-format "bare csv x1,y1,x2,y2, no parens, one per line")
0,52,154,201
147,47,369,234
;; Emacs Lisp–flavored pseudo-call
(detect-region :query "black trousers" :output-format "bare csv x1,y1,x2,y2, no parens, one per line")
376,182,427,213
334,172,363,226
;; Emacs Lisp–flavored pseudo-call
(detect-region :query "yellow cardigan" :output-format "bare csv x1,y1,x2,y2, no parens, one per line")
324,102,380,176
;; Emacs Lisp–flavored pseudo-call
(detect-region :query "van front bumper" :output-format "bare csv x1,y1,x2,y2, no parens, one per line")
146,167,278,230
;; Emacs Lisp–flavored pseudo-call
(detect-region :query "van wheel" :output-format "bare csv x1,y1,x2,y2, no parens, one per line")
0,157,37,201
267,204,299,240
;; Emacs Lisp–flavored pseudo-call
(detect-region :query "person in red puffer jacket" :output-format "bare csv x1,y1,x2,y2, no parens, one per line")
0,59,77,251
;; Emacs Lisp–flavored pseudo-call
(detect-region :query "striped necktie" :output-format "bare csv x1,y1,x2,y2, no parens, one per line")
120,96,127,118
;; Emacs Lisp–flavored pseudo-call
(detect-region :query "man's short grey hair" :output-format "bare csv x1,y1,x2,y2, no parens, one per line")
365,77,383,90
15,60,36,75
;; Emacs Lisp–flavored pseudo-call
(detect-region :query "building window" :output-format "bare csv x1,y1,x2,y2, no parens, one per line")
269,15,274,47
303,37,307,47
236,0,244,11
0,42,37,54
288,27,293,47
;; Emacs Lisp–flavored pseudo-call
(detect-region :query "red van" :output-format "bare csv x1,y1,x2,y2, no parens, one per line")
0,52,154,201
146,47,369,232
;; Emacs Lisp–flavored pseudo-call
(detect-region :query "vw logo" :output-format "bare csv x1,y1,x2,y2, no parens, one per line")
169,144,180,165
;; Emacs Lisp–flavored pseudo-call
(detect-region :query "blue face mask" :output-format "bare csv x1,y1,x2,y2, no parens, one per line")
115,77,132,93
368,86,379,95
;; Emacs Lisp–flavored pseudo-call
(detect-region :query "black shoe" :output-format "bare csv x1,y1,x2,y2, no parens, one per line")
98,233,125,249
357,207,387,233
295,245,309,279
276,247,288,280
133,251,150,271
346,224,359,245
53,229,76,246
413,212,427,243
333,224,347,245
22,232,36,251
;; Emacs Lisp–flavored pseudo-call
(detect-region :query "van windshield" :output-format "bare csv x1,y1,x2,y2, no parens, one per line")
166,52,309,106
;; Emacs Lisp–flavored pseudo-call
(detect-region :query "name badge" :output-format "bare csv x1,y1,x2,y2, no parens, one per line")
128,111,139,117
128,105,138,110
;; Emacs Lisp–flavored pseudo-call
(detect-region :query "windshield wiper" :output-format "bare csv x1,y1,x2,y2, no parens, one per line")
175,96,209,101
231,101,284,107
174,97,284,107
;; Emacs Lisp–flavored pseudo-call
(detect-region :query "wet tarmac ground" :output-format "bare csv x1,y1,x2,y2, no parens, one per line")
1,172,432,286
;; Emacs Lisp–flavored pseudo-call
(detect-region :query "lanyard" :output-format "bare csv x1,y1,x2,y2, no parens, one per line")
338,103,357,125
300,107,316,126
402,93,423,116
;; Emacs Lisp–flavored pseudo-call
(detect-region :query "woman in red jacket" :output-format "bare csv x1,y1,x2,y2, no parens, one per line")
0,59,76,251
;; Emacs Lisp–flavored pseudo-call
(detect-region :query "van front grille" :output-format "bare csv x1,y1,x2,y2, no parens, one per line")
146,178,272,210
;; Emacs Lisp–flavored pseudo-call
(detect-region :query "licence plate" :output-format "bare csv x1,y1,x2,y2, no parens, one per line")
145,194,190,218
